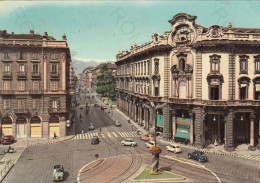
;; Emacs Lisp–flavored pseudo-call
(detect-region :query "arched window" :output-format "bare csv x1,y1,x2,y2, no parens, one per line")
179,58,185,71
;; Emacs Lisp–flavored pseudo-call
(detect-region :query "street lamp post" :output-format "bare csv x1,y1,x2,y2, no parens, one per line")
149,102,166,175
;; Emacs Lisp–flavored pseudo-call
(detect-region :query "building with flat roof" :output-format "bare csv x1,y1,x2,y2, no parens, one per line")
116,13,260,151
0,30,73,138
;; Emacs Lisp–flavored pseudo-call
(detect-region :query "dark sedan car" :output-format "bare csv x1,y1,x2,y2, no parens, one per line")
188,151,207,162
1,135,15,145
91,136,100,144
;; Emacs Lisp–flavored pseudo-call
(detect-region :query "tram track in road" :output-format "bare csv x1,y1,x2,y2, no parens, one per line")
78,93,221,183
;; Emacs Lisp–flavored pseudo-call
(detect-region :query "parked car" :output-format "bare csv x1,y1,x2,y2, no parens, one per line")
145,141,156,148
121,138,137,146
188,151,207,162
114,120,121,127
1,135,15,145
53,165,64,182
89,123,95,130
140,134,154,141
91,136,100,144
166,144,182,153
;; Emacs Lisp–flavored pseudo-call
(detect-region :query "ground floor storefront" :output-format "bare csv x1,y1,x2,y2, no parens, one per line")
117,92,260,151
0,114,68,138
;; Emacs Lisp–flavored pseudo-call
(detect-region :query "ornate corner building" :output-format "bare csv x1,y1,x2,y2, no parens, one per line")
0,30,73,138
115,13,260,151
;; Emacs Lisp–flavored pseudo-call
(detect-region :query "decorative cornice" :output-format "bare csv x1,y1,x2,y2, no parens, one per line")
168,13,197,25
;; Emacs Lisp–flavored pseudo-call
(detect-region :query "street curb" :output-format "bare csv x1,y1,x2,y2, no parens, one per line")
26,135,75,147
0,163,14,183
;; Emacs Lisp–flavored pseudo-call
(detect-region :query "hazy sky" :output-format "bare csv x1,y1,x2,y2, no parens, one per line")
0,1,259,62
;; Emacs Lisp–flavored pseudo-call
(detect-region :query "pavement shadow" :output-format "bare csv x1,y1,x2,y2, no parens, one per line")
63,171,69,181
160,167,172,171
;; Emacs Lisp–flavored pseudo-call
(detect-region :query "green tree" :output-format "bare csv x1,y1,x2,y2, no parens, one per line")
96,64,116,101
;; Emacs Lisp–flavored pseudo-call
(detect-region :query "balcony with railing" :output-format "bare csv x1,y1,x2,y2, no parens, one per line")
48,108,67,113
31,72,41,79
2,71,12,79
0,90,13,95
29,89,42,95
17,71,27,79
14,108,28,114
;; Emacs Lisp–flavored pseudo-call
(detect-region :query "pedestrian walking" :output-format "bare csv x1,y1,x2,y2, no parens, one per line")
100,128,102,133
53,132,57,139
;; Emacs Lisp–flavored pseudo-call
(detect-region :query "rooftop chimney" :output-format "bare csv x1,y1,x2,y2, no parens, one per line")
30,30,34,36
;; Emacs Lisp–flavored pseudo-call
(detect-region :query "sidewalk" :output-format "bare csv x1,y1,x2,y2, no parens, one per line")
0,135,74,182
115,108,260,157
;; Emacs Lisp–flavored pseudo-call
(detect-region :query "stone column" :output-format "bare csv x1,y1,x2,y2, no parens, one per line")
225,110,234,151
60,120,66,137
250,113,255,147
27,120,31,138
163,104,171,141
42,121,49,138
194,107,205,148
189,111,194,145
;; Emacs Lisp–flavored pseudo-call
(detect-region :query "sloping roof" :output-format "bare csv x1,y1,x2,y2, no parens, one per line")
107,64,117,69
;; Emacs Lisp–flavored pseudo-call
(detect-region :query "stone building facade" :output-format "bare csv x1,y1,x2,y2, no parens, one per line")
116,13,260,151
0,30,73,138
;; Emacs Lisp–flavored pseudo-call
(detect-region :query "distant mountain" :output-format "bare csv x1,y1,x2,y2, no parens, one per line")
72,60,114,73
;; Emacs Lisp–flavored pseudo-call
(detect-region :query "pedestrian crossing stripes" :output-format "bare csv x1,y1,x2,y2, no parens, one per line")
73,131,140,140
239,155,260,162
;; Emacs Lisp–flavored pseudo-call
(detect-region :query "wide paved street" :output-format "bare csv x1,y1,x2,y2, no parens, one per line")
3,87,260,183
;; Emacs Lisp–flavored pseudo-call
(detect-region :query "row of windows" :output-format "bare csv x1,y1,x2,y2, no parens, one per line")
2,50,59,60
209,54,260,74
2,80,59,91
135,60,150,76
3,63,58,73
3,99,60,110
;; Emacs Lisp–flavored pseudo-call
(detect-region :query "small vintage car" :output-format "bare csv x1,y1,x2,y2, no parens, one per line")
145,141,157,148
121,138,137,146
89,123,95,130
140,134,154,141
91,136,100,144
1,135,15,145
188,151,207,162
166,144,182,153
114,120,121,127
53,165,64,182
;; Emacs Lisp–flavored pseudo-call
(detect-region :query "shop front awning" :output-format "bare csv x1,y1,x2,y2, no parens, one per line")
175,131,190,140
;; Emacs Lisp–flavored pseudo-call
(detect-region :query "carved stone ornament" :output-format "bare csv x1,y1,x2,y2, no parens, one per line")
171,65,179,73
197,27,203,34
184,64,193,73
206,25,224,38
207,73,224,85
